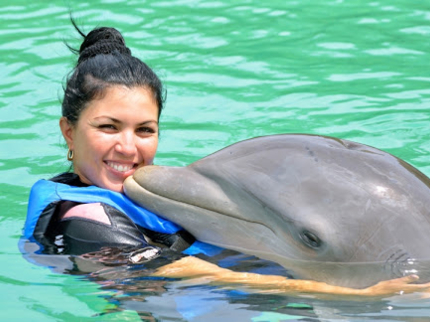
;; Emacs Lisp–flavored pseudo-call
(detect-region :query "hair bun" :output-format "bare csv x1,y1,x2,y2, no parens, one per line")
78,27,131,64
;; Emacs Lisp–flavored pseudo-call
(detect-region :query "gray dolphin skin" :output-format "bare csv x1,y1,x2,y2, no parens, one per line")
124,134,430,287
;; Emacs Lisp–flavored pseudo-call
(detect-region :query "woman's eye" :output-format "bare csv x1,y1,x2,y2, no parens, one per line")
98,124,117,130
137,127,156,133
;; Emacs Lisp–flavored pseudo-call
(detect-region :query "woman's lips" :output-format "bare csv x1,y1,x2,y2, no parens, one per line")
105,161,138,177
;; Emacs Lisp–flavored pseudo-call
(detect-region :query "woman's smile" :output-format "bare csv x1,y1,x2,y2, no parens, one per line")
105,161,137,173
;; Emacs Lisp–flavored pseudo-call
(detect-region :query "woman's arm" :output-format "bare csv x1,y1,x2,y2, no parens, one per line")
153,256,430,297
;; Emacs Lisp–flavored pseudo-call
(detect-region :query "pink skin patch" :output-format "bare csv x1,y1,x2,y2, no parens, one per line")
61,202,111,225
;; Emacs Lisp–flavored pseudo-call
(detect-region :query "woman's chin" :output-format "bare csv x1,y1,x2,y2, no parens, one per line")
99,180,125,193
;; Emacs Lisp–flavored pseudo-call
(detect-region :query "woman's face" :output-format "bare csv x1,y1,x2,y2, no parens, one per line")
60,85,159,192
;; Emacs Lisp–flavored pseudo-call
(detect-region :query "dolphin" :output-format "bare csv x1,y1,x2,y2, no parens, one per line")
124,134,430,288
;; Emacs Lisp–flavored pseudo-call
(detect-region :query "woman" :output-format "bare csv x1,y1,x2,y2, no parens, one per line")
23,23,430,297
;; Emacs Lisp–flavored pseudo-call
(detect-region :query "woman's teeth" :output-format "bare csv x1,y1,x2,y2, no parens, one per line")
107,162,133,172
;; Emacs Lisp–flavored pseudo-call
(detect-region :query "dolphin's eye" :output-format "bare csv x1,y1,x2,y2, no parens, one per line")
300,230,322,249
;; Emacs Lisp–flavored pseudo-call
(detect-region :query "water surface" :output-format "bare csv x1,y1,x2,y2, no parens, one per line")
2,0,430,320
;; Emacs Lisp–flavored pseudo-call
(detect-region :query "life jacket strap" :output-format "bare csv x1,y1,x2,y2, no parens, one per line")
139,227,196,253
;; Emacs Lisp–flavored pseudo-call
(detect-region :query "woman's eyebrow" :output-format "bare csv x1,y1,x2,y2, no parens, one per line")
94,116,157,125
138,120,158,126
94,116,121,123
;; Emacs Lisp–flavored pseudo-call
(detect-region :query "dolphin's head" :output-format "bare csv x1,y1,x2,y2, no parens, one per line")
124,134,430,287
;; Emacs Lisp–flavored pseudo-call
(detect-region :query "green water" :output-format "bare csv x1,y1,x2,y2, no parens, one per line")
2,0,430,320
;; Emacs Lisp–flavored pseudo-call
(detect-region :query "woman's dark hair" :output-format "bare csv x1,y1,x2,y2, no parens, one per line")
62,20,164,125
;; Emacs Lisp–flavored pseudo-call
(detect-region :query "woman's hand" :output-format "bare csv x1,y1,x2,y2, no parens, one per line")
153,256,430,298
356,275,430,297
274,274,430,297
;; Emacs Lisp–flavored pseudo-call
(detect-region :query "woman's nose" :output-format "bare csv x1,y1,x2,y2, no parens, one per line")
115,131,137,156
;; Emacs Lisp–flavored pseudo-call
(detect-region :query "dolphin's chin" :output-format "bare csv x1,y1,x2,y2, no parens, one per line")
123,176,283,254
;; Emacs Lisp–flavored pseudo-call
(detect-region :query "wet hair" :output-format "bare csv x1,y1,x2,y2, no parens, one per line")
62,21,165,125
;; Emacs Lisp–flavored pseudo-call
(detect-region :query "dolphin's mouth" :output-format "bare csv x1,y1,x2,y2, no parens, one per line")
124,175,287,257
124,175,277,235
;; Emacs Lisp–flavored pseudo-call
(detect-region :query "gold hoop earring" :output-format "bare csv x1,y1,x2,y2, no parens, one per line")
67,149,74,161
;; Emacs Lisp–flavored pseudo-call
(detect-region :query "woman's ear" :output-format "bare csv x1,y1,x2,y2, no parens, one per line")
59,117,75,150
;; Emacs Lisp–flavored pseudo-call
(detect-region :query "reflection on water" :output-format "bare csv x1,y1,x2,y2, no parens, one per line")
23,240,430,321
2,0,430,320
20,237,430,320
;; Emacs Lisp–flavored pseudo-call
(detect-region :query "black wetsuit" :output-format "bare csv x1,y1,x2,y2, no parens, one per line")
36,172,194,256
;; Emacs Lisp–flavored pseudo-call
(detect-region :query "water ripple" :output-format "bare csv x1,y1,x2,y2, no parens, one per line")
3,0,430,320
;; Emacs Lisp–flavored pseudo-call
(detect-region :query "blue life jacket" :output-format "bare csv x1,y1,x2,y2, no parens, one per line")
24,179,221,256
